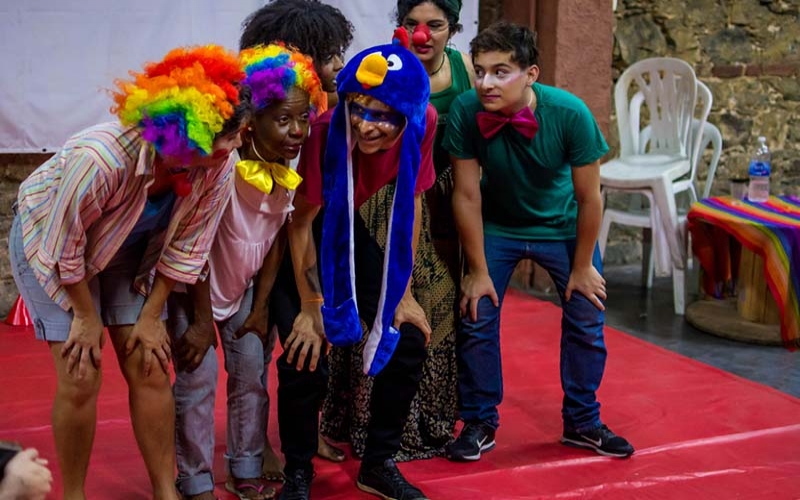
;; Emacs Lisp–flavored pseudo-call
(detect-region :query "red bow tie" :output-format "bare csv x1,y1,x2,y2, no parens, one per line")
476,106,539,140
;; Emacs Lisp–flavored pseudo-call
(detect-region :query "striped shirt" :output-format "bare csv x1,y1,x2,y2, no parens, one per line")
17,122,233,311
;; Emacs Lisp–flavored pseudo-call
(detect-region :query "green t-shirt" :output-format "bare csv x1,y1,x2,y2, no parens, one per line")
442,82,609,240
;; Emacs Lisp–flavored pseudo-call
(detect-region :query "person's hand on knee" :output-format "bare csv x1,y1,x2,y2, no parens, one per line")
459,273,499,322
125,314,172,377
175,320,217,373
234,308,269,343
565,265,606,311
63,313,105,380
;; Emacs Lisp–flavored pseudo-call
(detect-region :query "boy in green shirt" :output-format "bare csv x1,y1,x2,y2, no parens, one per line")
442,21,634,460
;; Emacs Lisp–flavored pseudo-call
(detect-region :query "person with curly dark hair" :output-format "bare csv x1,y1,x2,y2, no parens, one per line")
240,0,354,95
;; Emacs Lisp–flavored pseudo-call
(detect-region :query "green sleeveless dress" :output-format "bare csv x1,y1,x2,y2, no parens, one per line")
322,47,472,460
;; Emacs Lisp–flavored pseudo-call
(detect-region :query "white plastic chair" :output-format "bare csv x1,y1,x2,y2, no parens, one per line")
598,58,709,314
598,115,722,289
638,82,721,199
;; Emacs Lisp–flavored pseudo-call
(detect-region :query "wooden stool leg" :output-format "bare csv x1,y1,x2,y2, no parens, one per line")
737,249,780,325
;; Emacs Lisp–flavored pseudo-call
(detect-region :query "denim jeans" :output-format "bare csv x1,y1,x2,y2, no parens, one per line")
170,287,277,495
9,213,162,341
457,233,607,433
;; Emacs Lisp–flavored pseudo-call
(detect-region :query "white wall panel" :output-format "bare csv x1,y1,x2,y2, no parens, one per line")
0,0,478,152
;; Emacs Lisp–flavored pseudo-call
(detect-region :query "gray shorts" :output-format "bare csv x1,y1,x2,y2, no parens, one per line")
8,213,164,342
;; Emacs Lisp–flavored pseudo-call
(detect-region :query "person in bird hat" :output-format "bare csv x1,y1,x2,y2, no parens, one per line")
268,30,436,500
318,0,478,464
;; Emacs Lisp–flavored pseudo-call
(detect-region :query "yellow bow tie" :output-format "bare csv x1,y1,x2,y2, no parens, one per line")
236,160,303,194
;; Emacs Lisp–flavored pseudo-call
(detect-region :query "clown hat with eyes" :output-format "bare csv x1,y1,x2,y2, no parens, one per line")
320,31,430,376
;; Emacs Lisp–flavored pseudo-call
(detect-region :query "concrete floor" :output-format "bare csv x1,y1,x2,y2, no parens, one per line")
529,264,800,398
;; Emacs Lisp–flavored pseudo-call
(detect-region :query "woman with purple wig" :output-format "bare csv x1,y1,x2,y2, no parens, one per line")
168,44,325,500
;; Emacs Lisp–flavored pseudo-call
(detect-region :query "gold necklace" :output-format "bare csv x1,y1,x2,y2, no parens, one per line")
238,141,298,196
251,140,275,163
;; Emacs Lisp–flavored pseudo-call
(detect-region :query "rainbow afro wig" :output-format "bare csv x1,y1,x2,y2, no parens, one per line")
239,43,326,116
112,45,244,161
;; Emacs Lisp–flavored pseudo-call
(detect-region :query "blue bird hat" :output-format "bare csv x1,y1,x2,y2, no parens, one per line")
320,32,430,376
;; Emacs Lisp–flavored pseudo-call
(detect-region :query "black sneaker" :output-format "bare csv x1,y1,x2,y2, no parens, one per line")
357,459,428,500
561,424,634,458
278,469,313,500
444,422,496,461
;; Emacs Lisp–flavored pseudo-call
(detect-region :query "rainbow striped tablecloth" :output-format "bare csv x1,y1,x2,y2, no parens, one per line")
687,195,799,348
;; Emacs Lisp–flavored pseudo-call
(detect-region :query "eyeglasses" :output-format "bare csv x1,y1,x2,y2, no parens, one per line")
349,101,405,128
402,21,450,35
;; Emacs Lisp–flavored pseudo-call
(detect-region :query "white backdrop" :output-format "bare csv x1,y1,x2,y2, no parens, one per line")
0,0,477,153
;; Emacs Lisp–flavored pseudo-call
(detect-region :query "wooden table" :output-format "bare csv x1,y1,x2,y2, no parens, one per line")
685,196,799,348
687,246,782,345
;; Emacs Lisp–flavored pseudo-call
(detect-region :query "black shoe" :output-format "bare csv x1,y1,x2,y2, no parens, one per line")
357,459,428,500
561,424,635,458
278,468,313,500
444,422,496,461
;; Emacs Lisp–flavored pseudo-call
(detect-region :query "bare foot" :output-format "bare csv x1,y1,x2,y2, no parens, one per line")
225,477,275,500
316,431,345,463
261,444,285,482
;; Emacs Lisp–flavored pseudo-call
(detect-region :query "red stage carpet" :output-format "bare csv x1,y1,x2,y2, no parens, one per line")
2,290,799,499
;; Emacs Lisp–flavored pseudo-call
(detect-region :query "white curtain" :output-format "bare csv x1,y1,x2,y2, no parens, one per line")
0,0,478,152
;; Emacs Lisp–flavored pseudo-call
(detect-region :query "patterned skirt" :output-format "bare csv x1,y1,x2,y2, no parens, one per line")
320,169,460,460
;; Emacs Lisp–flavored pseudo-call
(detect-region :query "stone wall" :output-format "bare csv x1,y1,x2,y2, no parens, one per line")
607,0,800,263
1,155,49,316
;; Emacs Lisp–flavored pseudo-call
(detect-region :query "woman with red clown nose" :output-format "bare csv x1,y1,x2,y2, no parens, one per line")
8,45,249,499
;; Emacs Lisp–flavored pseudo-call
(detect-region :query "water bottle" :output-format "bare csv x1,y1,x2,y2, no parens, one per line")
747,136,771,202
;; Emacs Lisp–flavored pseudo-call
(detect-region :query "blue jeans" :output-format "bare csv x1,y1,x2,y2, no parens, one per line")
169,287,277,496
457,233,607,433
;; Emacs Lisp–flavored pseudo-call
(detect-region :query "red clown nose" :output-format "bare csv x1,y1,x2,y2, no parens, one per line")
412,25,431,46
